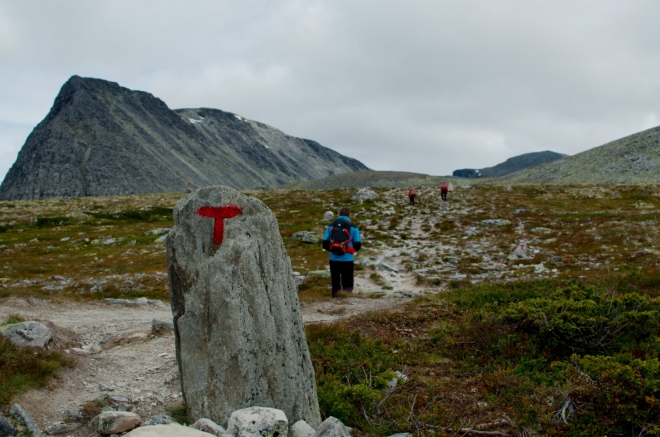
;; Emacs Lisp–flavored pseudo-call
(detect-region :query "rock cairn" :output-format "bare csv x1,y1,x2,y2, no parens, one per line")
167,186,321,427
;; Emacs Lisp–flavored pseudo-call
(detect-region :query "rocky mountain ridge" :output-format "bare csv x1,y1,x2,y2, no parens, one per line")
453,150,567,178
0,76,367,200
497,125,660,184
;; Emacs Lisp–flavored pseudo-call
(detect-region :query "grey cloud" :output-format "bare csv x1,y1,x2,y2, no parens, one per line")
1,0,660,182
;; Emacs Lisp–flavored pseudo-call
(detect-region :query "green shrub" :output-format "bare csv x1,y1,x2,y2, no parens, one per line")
566,355,660,435
35,216,72,228
501,281,659,356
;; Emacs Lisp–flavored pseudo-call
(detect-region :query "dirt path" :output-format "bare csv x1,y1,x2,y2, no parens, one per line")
0,293,406,435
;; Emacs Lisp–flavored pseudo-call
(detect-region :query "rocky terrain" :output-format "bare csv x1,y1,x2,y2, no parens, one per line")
498,125,660,184
453,150,567,178
0,76,367,200
1,184,660,436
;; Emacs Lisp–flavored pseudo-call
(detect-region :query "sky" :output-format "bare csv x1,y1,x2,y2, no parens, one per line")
1,1,660,181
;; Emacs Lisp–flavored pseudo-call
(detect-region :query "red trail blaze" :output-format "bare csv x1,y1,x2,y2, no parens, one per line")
197,204,243,245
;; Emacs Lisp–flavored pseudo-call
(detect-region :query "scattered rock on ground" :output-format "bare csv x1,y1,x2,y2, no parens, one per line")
312,417,350,437
480,219,511,226
142,414,177,427
227,407,288,437
307,270,330,278
91,411,142,435
167,186,321,427
151,319,174,334
190,418,230,437
44,421,80,435
3,322,51,348
289,420,315,437
144,228,171,236
351,188,378,201
323,211,334,223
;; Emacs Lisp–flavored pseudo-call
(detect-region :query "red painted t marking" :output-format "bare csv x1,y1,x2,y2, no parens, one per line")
197,204,243,245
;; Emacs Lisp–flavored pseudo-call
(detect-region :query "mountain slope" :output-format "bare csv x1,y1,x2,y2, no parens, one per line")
453,151,567,178
0,76,367,200
498,126,660,184
281,170,456,190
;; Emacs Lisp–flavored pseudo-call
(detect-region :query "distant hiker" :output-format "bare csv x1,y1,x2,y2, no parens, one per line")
407,188,417,206
440,183,448,201
323,207,362,297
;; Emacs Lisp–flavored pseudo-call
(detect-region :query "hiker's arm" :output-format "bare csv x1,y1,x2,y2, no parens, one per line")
352,228,362,251
322,226,331,251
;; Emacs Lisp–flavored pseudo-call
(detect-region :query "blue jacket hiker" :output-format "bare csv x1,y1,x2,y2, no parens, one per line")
322,207,362,297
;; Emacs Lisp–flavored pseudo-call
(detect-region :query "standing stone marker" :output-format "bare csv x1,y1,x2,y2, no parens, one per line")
167,186,321,428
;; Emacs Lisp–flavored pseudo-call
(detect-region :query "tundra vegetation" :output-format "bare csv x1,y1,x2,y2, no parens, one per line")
1,184,660,436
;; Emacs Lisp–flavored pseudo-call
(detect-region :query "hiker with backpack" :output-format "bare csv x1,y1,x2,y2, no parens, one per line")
322,207,362,297
440,182,449,201
407,188,417,206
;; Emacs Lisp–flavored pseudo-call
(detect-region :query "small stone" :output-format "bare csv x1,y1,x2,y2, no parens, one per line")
307,270,331,278
99,384,114,391
512,209,527,214
91,411,141,435
531,227,552,234
45,421,81,435
3,321,52,348
289,420,315,437
190,418,230,437
227,407,288,437
386,433,412,437
152,319,174,333
480,219,511,226
551,255,563,265
108,394,129,405
291,232,322,244
0,415,16,437
312,417,350,437
376,263,399,273
144,228,171,237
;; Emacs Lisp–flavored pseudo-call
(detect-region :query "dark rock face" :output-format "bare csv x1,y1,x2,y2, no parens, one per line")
0,76,368,200
452,151,567,178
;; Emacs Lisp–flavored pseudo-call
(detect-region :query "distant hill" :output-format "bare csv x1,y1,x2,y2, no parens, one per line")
453,151,567,178
498,126,660,184
281,170,456,190
0,76,367,200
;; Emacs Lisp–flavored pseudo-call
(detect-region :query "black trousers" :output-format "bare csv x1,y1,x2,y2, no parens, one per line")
330,260,354,293
441,191,447,200
409,196,415,205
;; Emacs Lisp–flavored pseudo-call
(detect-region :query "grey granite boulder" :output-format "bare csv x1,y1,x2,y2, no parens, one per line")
289,420,315,437
508,242,531,261
91,411,141,434
125,424,215,436
312,417,350,437
167,186,321,427
3,322,51,348
0,416,16,437
10,404,39,437
227,407,288,437
352,188,378,201
190,418,230,437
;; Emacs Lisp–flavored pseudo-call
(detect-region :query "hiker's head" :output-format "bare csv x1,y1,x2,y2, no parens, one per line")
339,207,351,217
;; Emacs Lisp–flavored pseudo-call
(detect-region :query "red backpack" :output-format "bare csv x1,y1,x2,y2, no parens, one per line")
329,219,355,255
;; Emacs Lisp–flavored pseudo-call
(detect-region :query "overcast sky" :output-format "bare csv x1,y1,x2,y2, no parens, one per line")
1,1,660,180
